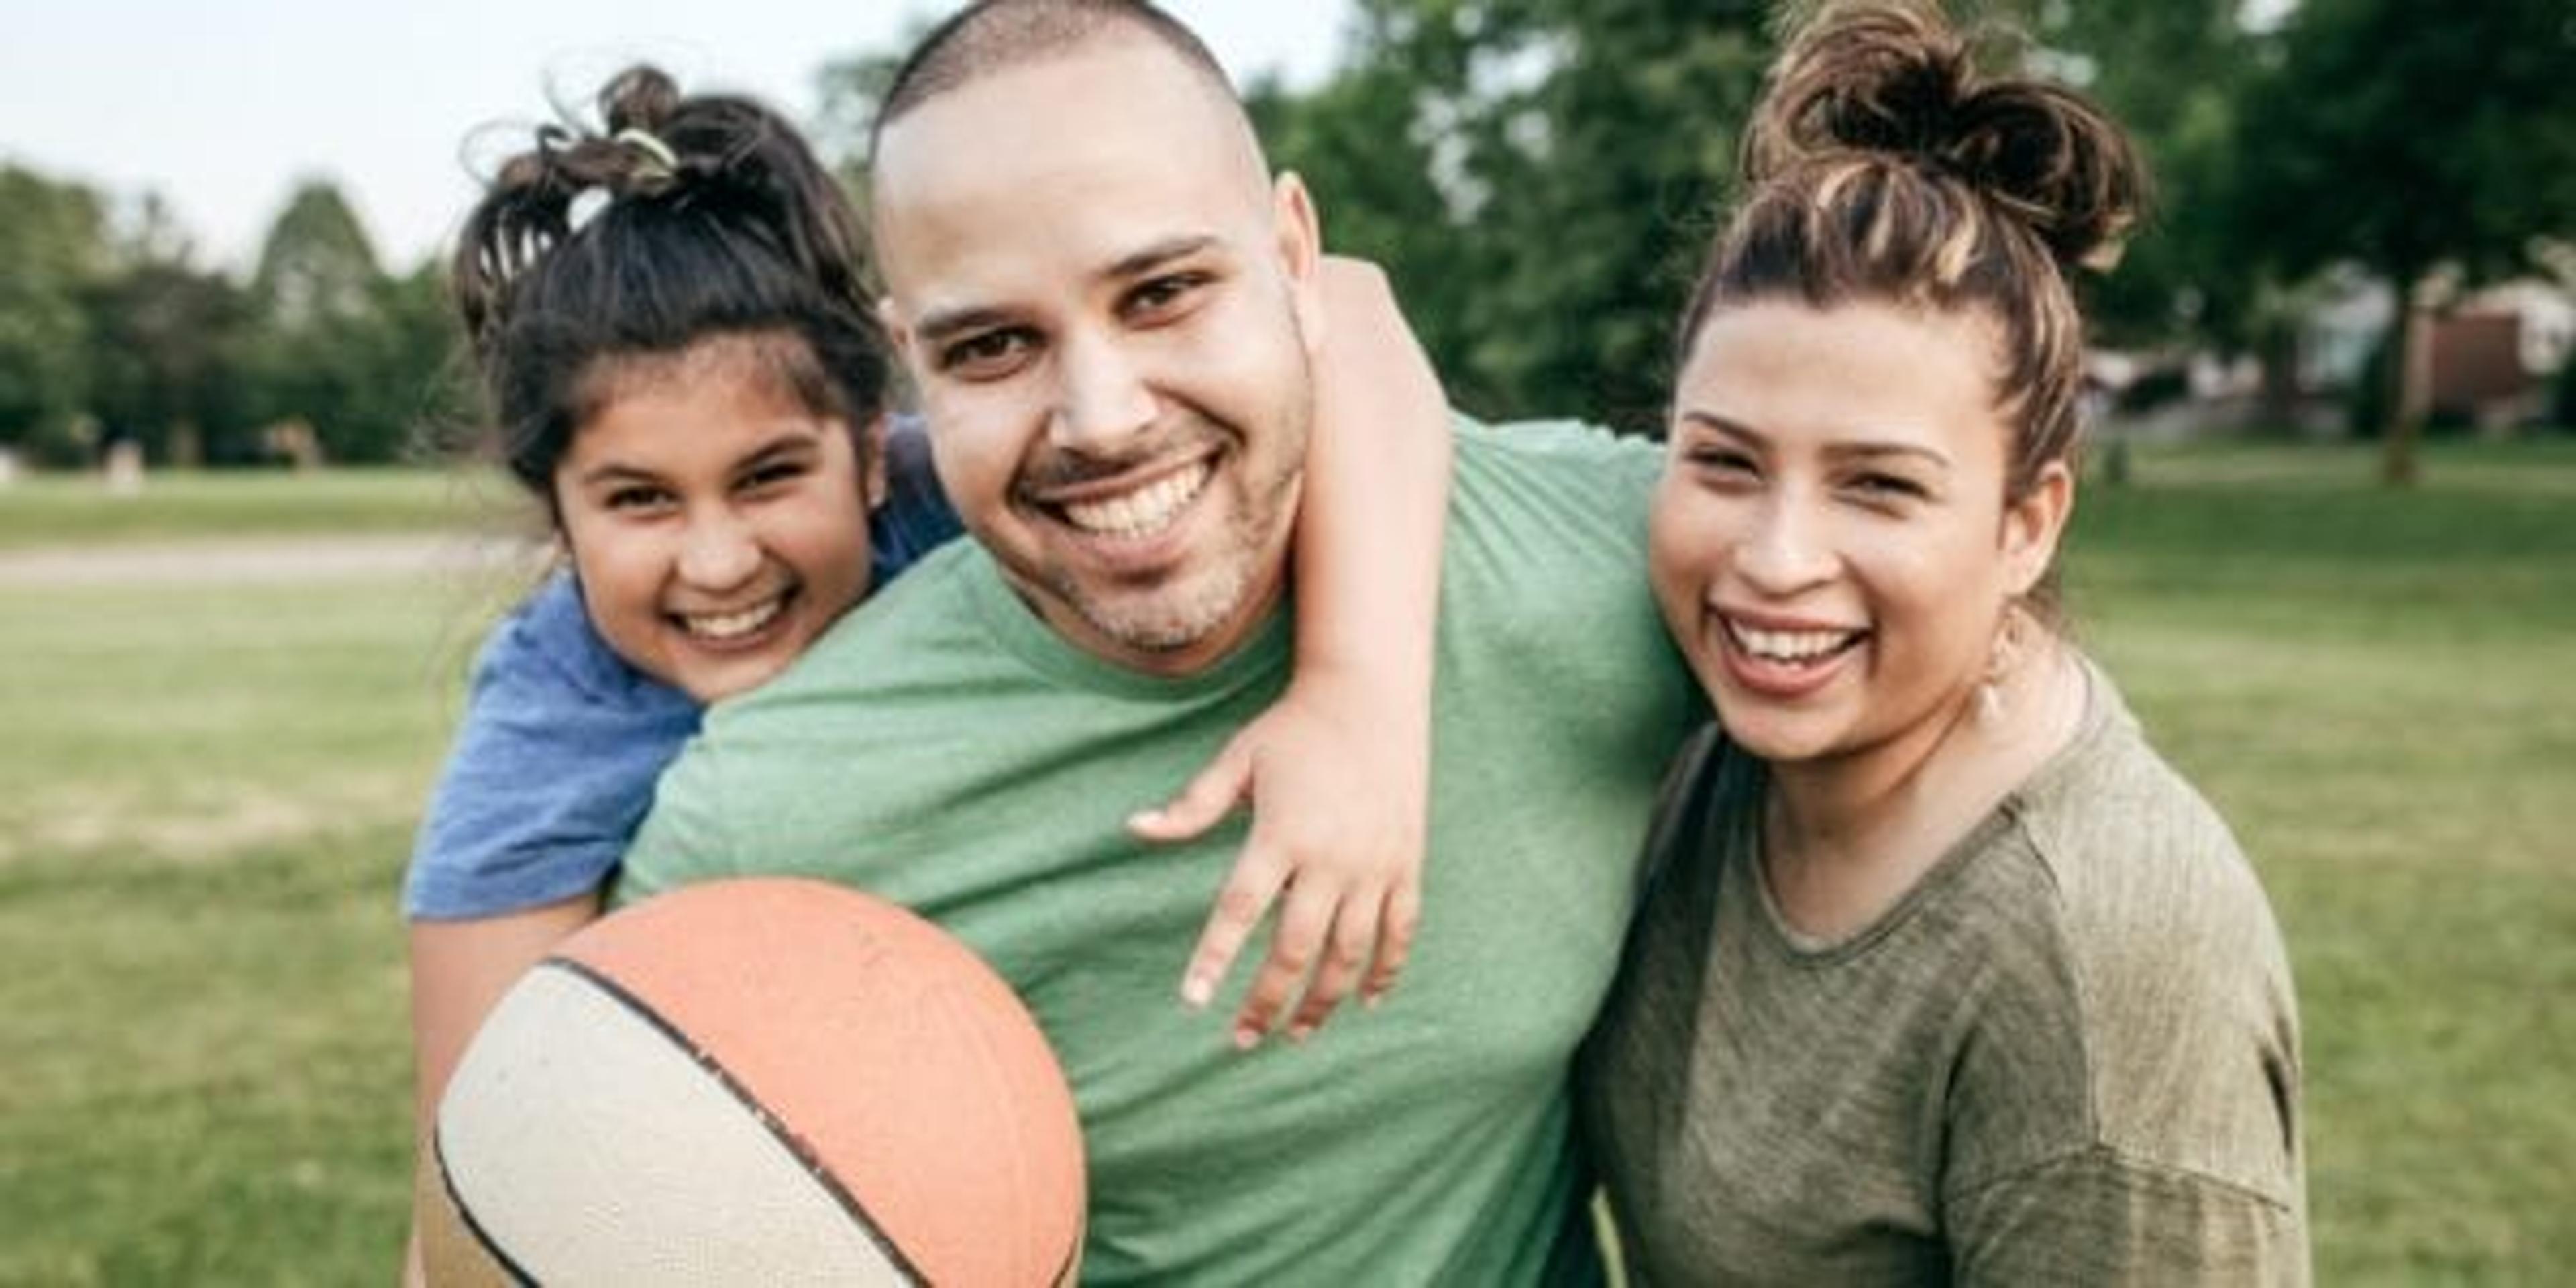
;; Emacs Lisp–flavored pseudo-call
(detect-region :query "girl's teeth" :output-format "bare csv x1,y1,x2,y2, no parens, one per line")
686,597,784,641
1063,464,1211,538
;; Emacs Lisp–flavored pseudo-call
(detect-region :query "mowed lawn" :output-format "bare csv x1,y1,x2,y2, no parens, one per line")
0,439,2570,1283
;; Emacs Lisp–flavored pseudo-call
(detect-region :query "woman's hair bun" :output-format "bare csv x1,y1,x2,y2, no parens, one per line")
1747,0,2145,272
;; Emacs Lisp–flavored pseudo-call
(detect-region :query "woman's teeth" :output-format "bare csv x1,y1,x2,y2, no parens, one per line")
1729,622,1860,664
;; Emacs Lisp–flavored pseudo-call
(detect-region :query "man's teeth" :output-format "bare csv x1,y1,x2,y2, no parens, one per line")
683,596,785,641
1062,464,1211,538
1731,622,1858,663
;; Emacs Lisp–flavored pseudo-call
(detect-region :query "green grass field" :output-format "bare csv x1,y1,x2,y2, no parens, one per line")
1,440,2570,1283
0,468,503,550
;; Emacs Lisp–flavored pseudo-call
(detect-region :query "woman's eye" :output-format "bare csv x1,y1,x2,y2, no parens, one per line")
1687,447,1759,478
1850,473,1928,501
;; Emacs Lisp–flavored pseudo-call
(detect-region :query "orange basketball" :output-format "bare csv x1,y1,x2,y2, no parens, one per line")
423,877,1085,1286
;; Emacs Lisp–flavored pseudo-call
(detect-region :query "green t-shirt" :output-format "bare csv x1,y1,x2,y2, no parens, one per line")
1581,659,2306,1286
620,419,1700,1284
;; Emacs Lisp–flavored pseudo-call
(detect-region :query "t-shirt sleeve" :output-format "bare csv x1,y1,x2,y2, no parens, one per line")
1948,1148,2309,1287
404,574,701,920
1470,415,1663,505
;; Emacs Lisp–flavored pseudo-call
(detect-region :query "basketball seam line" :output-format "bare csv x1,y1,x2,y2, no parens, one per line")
433,1121,542,1287
541,955,934,1287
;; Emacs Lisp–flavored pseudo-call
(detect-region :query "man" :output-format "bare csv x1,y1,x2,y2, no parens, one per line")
618,1,1698,1279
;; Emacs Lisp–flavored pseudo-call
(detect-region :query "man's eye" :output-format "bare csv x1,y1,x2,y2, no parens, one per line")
1124,272,1207,321
740,460,809,492
941,329,1034,378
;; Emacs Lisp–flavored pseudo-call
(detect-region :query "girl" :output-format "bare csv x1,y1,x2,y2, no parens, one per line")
405,63,1448,1273
1582,4,2306,1281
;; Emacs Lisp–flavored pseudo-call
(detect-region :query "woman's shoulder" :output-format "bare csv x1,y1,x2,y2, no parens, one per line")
2006,661,2285,977
1963,659,2301,1204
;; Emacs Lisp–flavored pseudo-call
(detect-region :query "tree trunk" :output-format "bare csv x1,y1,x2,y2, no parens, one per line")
2257,317,2300,433
2380,270,2425,488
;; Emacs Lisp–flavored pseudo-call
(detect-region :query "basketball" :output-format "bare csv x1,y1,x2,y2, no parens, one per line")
421,878,1086,1286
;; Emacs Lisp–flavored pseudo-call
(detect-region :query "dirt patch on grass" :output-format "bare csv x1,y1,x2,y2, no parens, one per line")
0,773,428,867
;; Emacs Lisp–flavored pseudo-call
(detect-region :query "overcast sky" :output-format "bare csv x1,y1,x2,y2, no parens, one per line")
0,1,1354,274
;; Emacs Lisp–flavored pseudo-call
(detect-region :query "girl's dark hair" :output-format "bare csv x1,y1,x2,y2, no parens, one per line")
1683,1,2144,539
452,66,890,513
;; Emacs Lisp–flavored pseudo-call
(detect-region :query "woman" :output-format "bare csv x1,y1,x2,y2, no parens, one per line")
1581,3,2306,1281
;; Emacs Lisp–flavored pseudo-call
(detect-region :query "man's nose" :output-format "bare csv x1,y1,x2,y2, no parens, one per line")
1050,331,1157,454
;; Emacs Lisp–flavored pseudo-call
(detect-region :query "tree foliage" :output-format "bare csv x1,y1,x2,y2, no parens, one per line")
241,180,460,464
1256,0,2270,425
1256,0,1775,428
0,166,466,470
0,166,112,460
2233,0,2576,480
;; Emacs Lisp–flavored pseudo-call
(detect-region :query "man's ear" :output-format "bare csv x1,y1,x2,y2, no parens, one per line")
1273,171,1326,353
877,296,915,364
2002,458,2075,597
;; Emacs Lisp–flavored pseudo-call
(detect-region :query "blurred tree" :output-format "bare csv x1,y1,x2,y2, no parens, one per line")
252,180,379,331
0,166,112,462
812,45,909,217
243,180,459,463
2013,0,2260,352
1260,0,1774,428
2233,0,2576,482
1256,0,2259,427
81,201,256,466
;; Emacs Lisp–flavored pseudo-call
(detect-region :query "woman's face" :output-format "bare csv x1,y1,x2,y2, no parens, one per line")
1650,299,2067,767
552,339,882,703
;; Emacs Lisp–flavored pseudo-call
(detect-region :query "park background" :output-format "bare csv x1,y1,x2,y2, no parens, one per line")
3,0,2571,1282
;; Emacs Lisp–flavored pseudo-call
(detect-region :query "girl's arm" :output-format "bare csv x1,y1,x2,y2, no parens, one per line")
1133,256,1451,1046
398,577,696,1281
405,896,601,1281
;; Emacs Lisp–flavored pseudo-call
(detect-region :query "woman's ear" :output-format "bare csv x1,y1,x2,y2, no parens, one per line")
2002,458,2074,597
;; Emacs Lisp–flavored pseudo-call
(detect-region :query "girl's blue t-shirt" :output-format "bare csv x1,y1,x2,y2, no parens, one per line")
402,419,963,920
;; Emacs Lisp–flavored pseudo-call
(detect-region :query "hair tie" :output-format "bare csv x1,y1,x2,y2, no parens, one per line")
613,127,679,182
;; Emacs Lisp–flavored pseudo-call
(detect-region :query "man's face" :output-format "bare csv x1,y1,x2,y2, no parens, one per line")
873,39,1323,676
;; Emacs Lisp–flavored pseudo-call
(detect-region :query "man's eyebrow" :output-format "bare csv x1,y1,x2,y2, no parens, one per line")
912,304,1018,347
912,235,1227,343
1105,234,1220,282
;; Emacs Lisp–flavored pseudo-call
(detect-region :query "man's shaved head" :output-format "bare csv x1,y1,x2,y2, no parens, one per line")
871,0,1245,158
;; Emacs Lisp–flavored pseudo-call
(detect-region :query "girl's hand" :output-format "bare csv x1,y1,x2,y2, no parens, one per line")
1132,674,1426,1048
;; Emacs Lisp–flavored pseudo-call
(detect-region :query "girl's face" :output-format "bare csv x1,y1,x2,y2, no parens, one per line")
552,340,881,703
1650,299,2068,769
